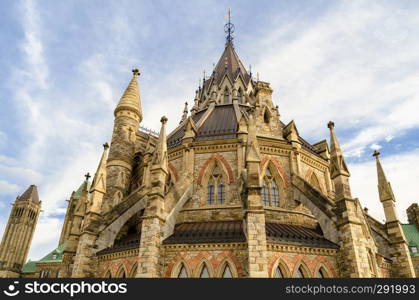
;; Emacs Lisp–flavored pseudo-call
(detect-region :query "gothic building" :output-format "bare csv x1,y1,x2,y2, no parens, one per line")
0,22,417,278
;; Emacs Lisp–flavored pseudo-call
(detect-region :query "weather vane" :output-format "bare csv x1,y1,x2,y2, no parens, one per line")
224,8,235,44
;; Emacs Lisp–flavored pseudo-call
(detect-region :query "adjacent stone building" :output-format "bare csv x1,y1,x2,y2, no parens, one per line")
0,22,417,278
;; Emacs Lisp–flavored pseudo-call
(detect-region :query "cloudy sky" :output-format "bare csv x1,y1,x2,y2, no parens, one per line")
0,0,418,260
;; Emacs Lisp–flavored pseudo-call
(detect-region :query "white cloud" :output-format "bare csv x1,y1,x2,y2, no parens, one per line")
0,180,21,196
252,1,419,155
385,135,394,142
349,148,419,223
28,216,62,260
370,143,382,151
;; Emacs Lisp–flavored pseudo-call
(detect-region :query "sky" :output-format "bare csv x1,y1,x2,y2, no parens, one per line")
0,0,418,261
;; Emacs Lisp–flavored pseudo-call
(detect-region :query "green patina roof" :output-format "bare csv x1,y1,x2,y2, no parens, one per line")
21,241,68,274
72,180,91,199
22,260,37,273
402,224,419,257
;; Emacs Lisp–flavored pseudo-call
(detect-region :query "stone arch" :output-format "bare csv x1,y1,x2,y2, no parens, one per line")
305,168,326,195
129,263,138,278
216,258,238,278
103,269,112,278
115,264,128,278
197,153,234,185
259,156,290,189
314,263,331,278
194,258,214,278
168,162,179,182
262,105,272,124
95,196,147,252
271,258,291,278
293,260,312,278
171,259,192,278
312,256,337,278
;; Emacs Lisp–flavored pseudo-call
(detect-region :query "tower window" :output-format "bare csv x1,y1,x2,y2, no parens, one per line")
207,179,215,205
224,88,230,104
264,110,270,123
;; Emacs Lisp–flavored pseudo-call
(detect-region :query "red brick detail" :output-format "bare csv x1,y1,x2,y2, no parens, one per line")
268,252,337,278
98,256,137,278
164,250,244,278
168,162,179,182
197,153,235,186
259,155,290,188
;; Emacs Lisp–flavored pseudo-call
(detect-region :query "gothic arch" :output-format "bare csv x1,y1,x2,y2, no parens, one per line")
197,153,234,185
259,156,290,189
262,105,272,124
271,258,291,278
216,258,238,278
194,259,214,278
129,263,138,278
305,169,326,195
168,162,179,182
103,269,112,278
115,265,128,278
293,261,311,278
314,263,331,278
171,260,192,278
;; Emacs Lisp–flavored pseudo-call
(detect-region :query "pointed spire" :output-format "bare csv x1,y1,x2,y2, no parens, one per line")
17,185,40,203
373,151,396,203
191,90,199,115
114,69,142,122
180,102,188,124
90,143,109,194
152,116,168,173
328,121,350,178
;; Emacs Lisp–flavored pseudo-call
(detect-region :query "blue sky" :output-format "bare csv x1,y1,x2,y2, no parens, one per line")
1,0,419,260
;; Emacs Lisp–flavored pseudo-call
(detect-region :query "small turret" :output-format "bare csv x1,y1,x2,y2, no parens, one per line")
179,102,188,124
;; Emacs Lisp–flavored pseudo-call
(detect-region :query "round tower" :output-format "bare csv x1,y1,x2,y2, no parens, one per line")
103,69,142,212
0,185,41,278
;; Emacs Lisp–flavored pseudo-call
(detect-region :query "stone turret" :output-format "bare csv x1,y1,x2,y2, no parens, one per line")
0,185,41,277
104,69,142,212
373,151,415,277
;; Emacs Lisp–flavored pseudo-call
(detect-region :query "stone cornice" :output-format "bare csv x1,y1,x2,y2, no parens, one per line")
267,243,338,256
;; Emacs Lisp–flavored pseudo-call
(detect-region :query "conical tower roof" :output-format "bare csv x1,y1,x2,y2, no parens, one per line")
17,185,40,203
114,69,142,120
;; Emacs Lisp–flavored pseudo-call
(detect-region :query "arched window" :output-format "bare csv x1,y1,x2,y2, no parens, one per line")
316,267,328,278
221,264,233,278
224,88,230,104
274,267,284,278
262,167,281,207
208,179,215,205
295,266,305,278
264,109,270,124
130,264,138,278
199,264,210,278
262,181,269,206
207,163,227,205
218,180,225,204
178,264,188,278
271,181,279,207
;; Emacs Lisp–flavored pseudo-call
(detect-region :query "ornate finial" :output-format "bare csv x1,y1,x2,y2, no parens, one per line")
327,121,335,129
160,116,168,124
132,68,140,76
224,8,235,44
249,65,252,77
103,142,109,149
184,102,188,112
373,150,380,157
364,207,369,213
84,172,91,181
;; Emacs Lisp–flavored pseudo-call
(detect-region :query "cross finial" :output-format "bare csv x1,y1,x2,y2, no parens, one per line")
373,150,380,157
85,172,91,181
224,8,235,44
132,68,140,76
327,121,335,129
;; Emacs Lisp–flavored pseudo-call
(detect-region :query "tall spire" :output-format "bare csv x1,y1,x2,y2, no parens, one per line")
328,121,350,178
180,102,188,124
89,143,109,213
114,69,142,122
373,151,396,204
152,116,168,173
16,185,40,203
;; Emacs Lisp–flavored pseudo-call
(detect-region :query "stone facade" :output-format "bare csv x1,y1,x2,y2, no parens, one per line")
0,26,417,278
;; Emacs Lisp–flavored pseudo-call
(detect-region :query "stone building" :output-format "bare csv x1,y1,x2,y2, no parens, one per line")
0,22,417,278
